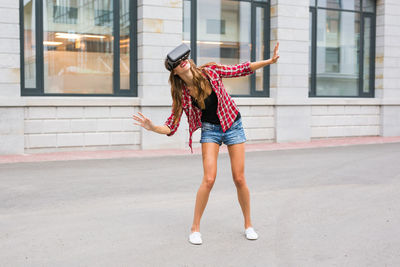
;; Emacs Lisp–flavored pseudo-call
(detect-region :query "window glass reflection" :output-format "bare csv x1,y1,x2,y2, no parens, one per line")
197,0,251,95
120,0,130,90
183,0,191,47
316,10,360,96
43,0,114,94
318,0,361,11
363,16,371,93
255,6,264,92
363,0,374,12
24,0,36,88
309,10,312,94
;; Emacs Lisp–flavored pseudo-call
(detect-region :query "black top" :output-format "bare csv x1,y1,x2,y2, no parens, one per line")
191,90,241,125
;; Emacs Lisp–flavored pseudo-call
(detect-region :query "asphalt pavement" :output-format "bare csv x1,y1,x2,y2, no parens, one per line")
1,142,400,266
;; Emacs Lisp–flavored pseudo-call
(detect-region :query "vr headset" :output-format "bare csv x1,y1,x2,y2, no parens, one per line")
165,43,191,71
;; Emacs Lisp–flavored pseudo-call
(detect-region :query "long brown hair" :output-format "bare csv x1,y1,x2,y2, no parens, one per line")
167,59,220,125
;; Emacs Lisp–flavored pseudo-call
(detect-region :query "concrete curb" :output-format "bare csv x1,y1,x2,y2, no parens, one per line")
1,136,400,164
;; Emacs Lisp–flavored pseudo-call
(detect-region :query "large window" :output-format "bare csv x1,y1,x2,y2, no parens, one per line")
309,0,375,97
20,0,137,96
183,0,270,97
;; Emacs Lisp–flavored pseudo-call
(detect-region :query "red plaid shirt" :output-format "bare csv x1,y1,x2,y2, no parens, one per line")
164,61,254,153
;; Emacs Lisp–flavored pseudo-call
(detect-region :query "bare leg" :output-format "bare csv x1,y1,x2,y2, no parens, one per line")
227,143,252,229
191,142,220,233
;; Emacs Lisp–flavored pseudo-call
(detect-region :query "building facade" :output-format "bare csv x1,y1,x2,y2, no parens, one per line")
0,0,399,155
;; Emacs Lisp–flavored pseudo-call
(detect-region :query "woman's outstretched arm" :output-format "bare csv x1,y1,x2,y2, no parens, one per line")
250,42,280,72
132,112,171,135
152,125,171,135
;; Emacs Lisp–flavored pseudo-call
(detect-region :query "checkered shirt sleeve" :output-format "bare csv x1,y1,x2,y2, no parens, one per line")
211,61,254,78
164,108,183,136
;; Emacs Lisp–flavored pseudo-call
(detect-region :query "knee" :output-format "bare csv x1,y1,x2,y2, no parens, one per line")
233,174,247,188
202,175,216,190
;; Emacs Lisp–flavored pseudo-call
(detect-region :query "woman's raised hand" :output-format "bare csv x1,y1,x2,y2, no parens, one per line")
132,112,154,131
249,41,280,71
271,41,280,63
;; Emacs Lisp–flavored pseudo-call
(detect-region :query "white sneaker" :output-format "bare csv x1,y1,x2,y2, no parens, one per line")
245,227,258,240
189,231,202,245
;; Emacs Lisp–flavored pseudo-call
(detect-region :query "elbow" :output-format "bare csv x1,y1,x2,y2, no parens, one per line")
165,125,173,136
248,62,255,72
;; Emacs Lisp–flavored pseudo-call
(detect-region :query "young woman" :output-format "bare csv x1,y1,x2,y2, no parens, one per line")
133,42,279,245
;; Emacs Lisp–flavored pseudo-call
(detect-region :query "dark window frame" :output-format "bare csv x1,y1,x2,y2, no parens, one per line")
186,0,270,97
309,0,376,98
19,0,138,97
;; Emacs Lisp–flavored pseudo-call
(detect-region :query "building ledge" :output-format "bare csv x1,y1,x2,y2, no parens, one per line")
0,97,141,107
0,97,400,107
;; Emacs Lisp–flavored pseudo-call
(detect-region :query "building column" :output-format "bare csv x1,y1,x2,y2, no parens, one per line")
270,0,311,143
0,1,24,154
376,0,400,136
137,0,187,150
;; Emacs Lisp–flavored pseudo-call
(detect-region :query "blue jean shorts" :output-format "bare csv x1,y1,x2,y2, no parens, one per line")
200,117,246,146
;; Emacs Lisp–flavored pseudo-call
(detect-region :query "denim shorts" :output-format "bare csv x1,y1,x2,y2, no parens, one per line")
200,117,246,146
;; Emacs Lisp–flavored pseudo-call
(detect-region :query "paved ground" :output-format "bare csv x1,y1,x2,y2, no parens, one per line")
1,142,400,266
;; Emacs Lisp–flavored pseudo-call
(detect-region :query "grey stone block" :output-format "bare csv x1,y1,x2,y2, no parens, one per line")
276,106,311,142
0,134,23,154
57,133,84,147
27,134,57,148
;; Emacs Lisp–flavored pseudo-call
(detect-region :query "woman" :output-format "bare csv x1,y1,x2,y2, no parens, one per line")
133,42,279,245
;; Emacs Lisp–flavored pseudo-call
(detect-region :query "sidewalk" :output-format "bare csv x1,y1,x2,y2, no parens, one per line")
1,136,400,164
0,136,400,164
1,139,399,266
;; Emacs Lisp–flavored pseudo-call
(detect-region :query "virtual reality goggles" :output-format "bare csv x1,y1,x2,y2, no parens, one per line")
165,43,191,71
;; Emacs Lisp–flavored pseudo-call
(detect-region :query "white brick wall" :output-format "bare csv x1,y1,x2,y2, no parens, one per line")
0,0,20,100
70,119,97,133
376,0,400,136
58,107,85,118
138,45,176,59
0,68,20,84
0,39,19,54
24,106,141,151
0,54,20,69
83,107,109,118
138,0,185,150
26,134,57,148
57,133,85,147
42,120,71,133
0,23,19,38
0,1,18,8
84,133,110,146
0,0,21,155
138,5,182,20
271,1,311,143
241,106,275,142
110,132,140,145
0,107,24,154
0,7,18,23
138,32,182,46
311,105,381,138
